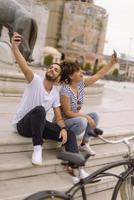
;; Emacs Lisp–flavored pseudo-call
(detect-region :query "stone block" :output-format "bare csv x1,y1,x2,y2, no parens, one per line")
0,41,14,65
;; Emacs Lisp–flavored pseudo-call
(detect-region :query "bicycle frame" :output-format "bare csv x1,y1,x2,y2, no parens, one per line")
25,135,134,200
66,157,134,199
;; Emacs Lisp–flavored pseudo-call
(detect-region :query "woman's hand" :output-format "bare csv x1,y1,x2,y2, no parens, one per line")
86,115,96,129
110,50,118,65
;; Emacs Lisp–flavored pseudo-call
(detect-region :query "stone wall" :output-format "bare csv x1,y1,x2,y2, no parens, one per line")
59,2,108,62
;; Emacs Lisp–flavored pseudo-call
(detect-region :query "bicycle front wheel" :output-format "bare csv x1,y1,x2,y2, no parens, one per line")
24,190,70,200
112,169,134,200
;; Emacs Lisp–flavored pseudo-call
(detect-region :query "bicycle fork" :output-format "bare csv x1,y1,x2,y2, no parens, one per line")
80,180,87,200
81,186,87,200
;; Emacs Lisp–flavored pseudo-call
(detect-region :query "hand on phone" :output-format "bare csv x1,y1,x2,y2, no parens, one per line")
113,49,117,59
111,49,118,65
12,32,21,45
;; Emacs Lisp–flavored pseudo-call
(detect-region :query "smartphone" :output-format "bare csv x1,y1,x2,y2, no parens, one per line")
14,39,21,42
14,36,21,42
113,49,117,58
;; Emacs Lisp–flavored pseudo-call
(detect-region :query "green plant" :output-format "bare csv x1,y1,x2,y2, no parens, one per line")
92,64,98,74
43,54,53,67
84,63,91,71
97,64,105,71
92,64,105,74
112,68,119,77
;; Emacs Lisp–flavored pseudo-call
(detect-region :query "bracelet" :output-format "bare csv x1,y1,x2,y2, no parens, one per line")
61,126,68,131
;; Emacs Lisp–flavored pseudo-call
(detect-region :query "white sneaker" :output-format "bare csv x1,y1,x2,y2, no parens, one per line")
72,176,80,184
32,145,42,165
79,168,89,179
79,143,96,156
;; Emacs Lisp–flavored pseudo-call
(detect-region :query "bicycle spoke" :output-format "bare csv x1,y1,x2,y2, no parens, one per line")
114,174,134,200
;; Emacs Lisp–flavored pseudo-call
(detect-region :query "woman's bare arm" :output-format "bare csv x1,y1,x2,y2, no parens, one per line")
84,51,118,87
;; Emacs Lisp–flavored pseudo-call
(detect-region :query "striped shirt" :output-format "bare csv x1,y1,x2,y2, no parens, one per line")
60,81,85,118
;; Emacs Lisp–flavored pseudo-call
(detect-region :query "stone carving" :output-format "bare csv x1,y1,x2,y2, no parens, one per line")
0,0,37,61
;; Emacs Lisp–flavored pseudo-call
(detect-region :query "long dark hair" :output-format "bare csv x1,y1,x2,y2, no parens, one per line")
60,61,81,84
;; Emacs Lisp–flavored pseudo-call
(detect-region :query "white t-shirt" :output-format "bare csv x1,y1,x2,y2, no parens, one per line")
12,73,60,127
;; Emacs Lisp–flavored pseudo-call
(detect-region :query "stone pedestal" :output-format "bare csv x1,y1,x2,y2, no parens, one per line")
0,70,25,95
0,42,104,104
0,42,14,65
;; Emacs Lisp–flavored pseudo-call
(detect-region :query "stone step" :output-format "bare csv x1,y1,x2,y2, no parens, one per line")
0,139,133,181
0,129,134,153
0,168,124,200
0,86,134,199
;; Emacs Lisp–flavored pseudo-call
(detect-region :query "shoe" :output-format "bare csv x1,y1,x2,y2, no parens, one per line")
79,168,89,179
72,176,80,184
79,143,96,156
32,145,42,165
94,128,103,136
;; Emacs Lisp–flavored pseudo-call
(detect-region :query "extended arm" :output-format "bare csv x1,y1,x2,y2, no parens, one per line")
84,51,118,87
11,32,33,83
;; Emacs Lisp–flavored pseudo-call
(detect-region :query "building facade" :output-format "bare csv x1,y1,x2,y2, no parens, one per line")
45,0,108,65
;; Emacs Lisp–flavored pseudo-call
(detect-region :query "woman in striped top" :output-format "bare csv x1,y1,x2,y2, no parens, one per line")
59,51,118,162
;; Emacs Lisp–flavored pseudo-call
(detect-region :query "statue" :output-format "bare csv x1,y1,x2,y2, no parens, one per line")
0,0,38,62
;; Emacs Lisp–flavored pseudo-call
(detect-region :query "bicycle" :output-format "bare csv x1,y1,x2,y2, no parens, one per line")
24,135,134,200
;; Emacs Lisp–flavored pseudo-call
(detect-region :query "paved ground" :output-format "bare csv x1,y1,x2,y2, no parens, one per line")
83,80,134,134
0,80,134,135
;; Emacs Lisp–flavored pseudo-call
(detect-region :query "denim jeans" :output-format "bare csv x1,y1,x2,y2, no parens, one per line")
64,112,99,142
83,112,99,142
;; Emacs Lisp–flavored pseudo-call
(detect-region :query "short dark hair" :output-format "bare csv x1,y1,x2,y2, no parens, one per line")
51,63,62,68
60,61,80,84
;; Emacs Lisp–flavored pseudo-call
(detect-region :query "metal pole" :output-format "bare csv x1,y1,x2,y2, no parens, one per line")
125,37,133,80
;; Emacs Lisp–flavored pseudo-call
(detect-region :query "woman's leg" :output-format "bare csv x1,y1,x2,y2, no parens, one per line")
64,117,88,136
80,112,99,156
82,112,99,142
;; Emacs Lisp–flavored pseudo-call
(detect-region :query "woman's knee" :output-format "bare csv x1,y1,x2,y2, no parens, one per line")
65,117,87,135
88,112,99,125
76,117,88,133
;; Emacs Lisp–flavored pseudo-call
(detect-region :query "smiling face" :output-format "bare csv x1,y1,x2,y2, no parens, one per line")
69,69,83,83
60,62,83,84
45,63,61,82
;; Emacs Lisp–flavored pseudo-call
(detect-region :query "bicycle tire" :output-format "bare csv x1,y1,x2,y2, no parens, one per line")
112,168,134,200
24,190,70,200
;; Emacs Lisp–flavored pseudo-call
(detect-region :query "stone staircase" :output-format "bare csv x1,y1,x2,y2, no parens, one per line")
1,129,134,199
0,95,134,200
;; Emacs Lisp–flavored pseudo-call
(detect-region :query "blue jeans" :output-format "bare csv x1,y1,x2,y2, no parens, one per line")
83,112,99,142
64,112,99,142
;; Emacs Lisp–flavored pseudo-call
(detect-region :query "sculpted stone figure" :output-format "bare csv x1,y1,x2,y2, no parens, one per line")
0,0,37,61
